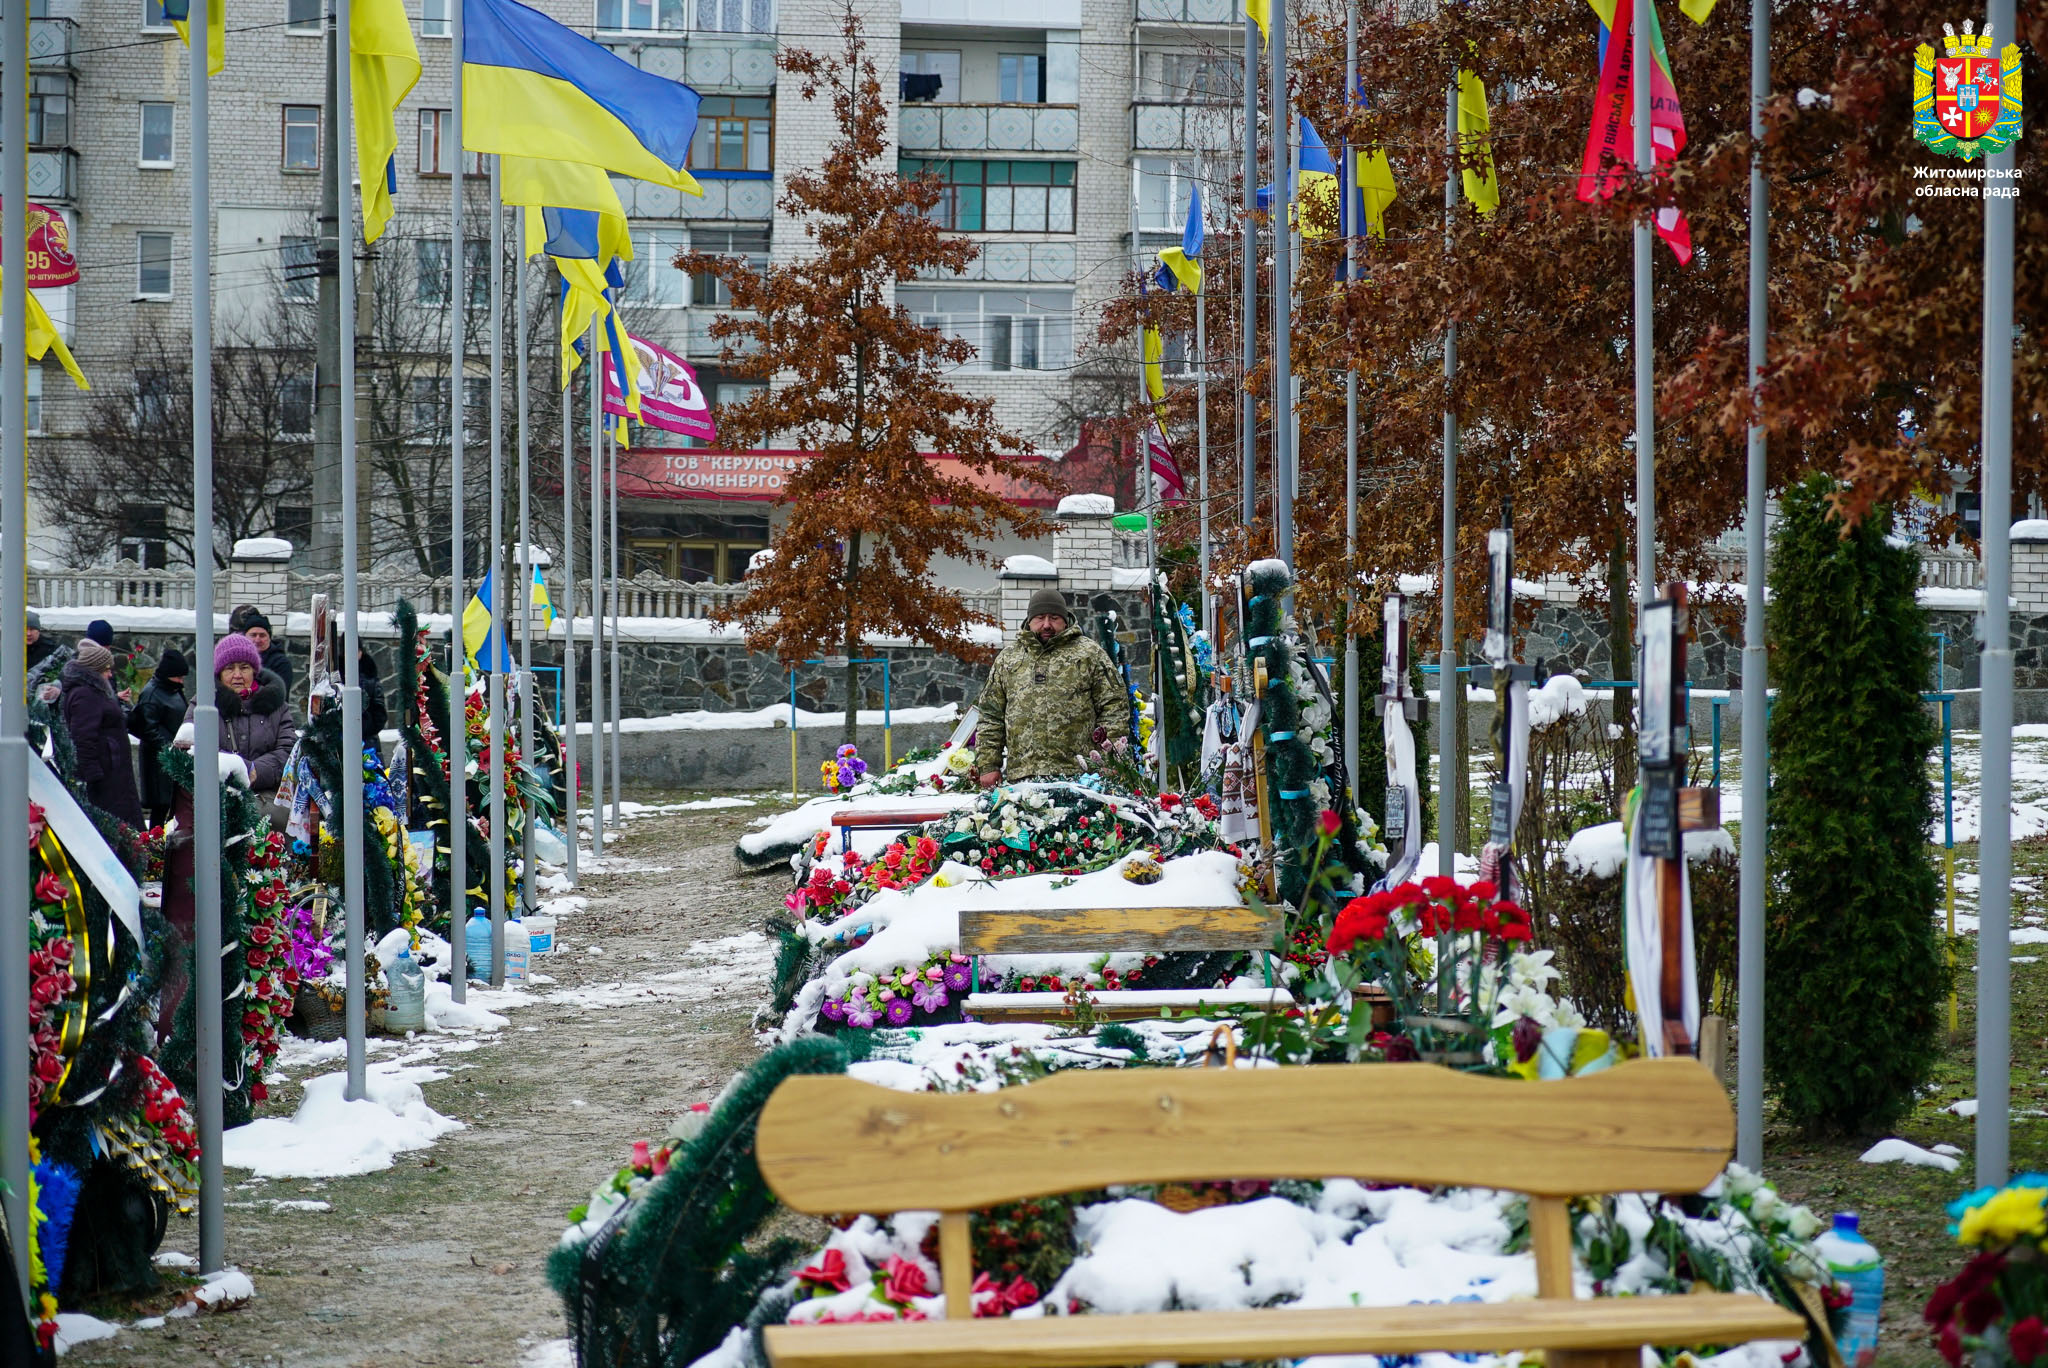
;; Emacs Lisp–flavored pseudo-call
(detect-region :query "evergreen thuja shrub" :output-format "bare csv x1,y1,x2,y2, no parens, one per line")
1764,476,1946,1134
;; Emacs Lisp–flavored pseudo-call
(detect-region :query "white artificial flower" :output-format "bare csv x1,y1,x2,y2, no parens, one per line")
1507,950,1560,992
1550,997,1586,1030
1785,1206,1821,1240
1724,1164,1764,1198
1748,1187,1778,1223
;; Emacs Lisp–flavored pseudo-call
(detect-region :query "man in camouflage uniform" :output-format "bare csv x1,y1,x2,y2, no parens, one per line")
976,586,1133,787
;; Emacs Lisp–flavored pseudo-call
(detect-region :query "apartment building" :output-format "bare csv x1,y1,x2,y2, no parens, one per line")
16,0,1248,586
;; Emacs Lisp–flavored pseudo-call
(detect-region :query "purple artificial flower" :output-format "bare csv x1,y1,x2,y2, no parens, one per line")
884,996,916,1026
819,996,847,1022
837,763,858,789
942,962,972,993
911,979,948,1013
844,998,879,1029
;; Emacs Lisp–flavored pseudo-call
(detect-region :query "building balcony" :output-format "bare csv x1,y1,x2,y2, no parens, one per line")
28,19,76,70
614,174,772,220
903,0,1080,27
1132,103,1237,152
1134,0,1244,22
28,149,78,203
899,104,1079,155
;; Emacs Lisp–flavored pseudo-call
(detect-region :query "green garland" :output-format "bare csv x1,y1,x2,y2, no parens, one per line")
394,599,501,926
297,710,406,938
548,1037,852,1368
1148,580,1204,773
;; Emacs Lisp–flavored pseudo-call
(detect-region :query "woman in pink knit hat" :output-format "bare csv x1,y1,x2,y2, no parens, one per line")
184,633,297,798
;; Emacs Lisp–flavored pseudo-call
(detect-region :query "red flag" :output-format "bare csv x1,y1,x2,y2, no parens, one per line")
1578,0,1692,264
1,200,79,287
600,332,717,441
1144,420,1185,505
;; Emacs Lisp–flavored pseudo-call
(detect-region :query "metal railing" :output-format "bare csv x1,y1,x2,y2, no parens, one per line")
898,103,1081,155
1701,543,1982,589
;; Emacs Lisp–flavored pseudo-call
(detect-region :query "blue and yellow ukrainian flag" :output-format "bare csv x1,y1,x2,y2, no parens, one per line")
1297,116,1341,239
462,0,703,196
352,0,422,244
530,566,556,629
1457,70,1499,216
463,572,516,672
546,209,643,420
161,0,224,75
1356,147,1397,241
506,157,635,390
1154,185,1204,295
5,270,87,390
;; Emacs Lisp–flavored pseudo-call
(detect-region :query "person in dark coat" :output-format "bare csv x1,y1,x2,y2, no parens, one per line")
83,619,114,649
359,649,389,739
129,647,188,828
241,614,294,690
187,635,297,797
60,640,144,828
24,610,54,674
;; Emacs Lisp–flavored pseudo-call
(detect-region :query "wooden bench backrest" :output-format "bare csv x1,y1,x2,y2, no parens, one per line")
957,903,1279,955
758,1059,1733,1316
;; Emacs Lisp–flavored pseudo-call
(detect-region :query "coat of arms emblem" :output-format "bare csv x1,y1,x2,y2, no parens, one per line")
1915,20,2023,160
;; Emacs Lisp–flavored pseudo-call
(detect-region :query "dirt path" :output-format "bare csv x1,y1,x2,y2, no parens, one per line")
66,796,782,1368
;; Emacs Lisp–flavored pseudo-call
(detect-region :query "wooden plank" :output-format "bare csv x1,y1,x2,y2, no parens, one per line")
829,810,955,829
762,1293,1805,1368
1525,1196,1575,1300
958,905,1276,955
938,1211,972,1320
961,987,1287,1024
758,1059,1734,1213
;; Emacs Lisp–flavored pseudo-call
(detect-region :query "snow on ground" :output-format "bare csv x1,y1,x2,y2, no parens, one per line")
843,1018,1253,1089
1859,1137,1960,1171
570,703,958,735
53,1314,120,1354
542,930,775,1012
519,1340,575,1368
222,1063,464,1178
1561,823,1736,880
578,799,756,829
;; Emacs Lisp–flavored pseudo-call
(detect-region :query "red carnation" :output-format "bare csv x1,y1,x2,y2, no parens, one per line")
1317,809,1341,837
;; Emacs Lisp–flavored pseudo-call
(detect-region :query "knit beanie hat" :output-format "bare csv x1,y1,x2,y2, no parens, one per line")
74,640,114,674
244,613,273,635
213,634,262,676
156,648,190,681
24,610,39,631
1024,587,1069,624
85,620,114,646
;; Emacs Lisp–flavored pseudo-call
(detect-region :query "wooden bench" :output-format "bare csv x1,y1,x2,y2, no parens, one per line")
957,902,1286,1023
828,809,958,857
756,1059,1805,1368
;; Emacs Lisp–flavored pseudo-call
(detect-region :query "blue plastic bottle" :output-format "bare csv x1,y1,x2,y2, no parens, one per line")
1814,1212,1883,1366
464,912,492,982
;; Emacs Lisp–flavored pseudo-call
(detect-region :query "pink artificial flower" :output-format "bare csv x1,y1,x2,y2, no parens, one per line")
882,1256,929,1306
844,999,879,1029
911,979,948,1013
798,1248,852,1294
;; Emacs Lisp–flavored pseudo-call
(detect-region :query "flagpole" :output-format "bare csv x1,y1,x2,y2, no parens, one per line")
337,0,368,1106
189,0,227,1273
588,319,606,855
1268,0,1291,570
447,0,468,1003
1196,274,1210,640
1240,7,1256,531
0,0,33,1296
1343,0,1360,807
1437,81,1458,881
559,278,578,886
515,208,535,914
1977,0,2018,1186
608,425,622,819
1736,0,1769,1173
1632,0,1654,612
487,159,507,988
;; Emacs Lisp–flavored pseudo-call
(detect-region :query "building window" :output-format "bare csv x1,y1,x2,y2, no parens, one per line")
620,226,690,307
139,102,174,167
900,159,1075,234
688,226,767,307
689,96,771,173
407,375,443,440
415,239,447,305
286,0,321,32
120,504,170,568
25,368,42,435
279,373,314,436
420,0,449,36
897,288,1073,373
694,0,768,33
141,0,172,30
900,49,960,103
416,109,486,176
274,504,312,544
597,0,684,33
1138,49,1234,102
29,76,70,147
281,236,318,302
136,232,173,299
1135,156,1198,232
282,105,321,172
134,370,178,428
999,54,1043,104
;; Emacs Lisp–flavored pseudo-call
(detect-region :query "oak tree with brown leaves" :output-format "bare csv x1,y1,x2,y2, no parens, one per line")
681,5,1056,739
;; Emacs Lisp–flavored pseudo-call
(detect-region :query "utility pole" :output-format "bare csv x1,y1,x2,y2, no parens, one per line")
310,13,342,573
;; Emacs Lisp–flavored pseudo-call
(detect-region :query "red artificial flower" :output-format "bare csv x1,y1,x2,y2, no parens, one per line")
1927,1252,2006,1326
1420,875,1460,899
799,1248,852,1293
1492,901,1534,943
31,872,65,905
915,836,939,861
1452,903,1483,934
250,1081,269,1103
1961,1287,2005,1335
2013,1317,2048,1365
1317,809,1341,837
1004,1278,1040,1311
881,1256,929,1305
1938,1320,1966,1367
1468,880,1498,901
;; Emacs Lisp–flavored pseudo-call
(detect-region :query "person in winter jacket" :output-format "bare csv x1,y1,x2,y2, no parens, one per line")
129,647,189,827
24,610,54,675
241,614,294,689
60,640,145,827
188,634,298,797
975,587,1132,786
358,649,389,739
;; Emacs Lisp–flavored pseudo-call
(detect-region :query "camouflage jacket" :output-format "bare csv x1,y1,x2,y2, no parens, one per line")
976,623,1132,781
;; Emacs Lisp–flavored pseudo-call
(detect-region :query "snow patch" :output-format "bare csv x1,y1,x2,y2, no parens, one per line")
1562,823,1735,881
222,1066,463,1178
1859,1138,1959,1171
1002,554,1058,577
53,1314,120,1354
572,704,958,736
1056,493,1115,517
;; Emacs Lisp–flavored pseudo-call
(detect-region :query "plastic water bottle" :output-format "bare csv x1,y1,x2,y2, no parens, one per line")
502,918,530,985
1815,1212,1883,1366
524,911,556,956
465,912,492,982
383,949,427,1033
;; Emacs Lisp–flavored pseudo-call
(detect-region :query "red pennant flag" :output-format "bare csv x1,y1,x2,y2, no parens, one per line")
1578,0,1692,263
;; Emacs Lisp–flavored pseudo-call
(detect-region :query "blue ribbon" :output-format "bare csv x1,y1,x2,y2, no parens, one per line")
1268,730,1296,742
1248,635,1274,647
1279,788,1311,799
